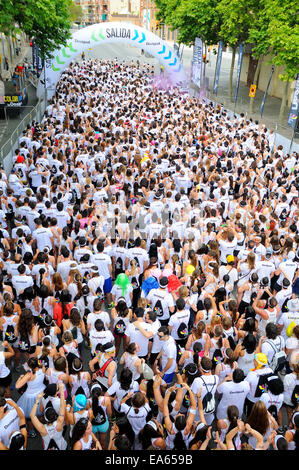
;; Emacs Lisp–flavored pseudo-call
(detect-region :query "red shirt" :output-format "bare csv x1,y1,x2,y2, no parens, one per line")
53,302,74,327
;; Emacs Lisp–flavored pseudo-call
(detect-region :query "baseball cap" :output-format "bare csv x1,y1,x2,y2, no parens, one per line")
226,255,234,263
17,155,24,164
254,353,268,366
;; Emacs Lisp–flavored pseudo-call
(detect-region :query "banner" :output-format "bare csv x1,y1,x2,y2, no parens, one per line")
234,44,243,106
37,22,187,99
260,64,275,117
288,74,299,129
213,40,223,95
191,37,203,89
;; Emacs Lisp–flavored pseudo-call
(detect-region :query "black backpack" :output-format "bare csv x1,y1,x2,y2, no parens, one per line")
71,326,78,340
212,348,224,367
268,403,278,421
18,333,30,352
96,286,105,303
47,438,59,451
115,256,123,275
113,318,126,336
153,299,163,318
177,322,188,339
5,323,17,344
254,372,274,398
92,405,106,426
291,384,299,407
200,377,216,414
131,276,139,290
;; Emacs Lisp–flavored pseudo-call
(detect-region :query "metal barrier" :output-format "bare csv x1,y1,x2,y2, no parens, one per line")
0,88,48,173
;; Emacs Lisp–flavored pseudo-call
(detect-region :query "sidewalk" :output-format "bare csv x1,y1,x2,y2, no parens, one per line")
0,42,38,149
165,42,298,146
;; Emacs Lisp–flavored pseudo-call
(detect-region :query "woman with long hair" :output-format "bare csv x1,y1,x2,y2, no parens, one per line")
15,308,39,358
215,348,238,382
246,400,278,448
69,357,91,398
53,289,74,328
163,383,197,450
30,382,67,450
90,382,112,450
70,417,101,450
106,367,140,415
185,321,211,357
119,343,144,383
111,299,132,357
119,391,151,450
138,418,166,450
16,357,46,437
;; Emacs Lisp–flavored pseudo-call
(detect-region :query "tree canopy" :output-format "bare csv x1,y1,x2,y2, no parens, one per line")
0,0,73,58
154,0,299,80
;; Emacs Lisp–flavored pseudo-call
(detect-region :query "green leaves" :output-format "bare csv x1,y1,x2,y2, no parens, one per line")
0,0,73,59
154,0,299,80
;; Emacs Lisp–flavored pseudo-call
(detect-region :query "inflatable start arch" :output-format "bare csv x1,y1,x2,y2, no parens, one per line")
37,22,187,99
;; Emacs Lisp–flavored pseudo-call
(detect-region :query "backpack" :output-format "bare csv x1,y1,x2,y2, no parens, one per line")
47,438,59,451
266,338,287,373
153,299,163,318
96,357,113,378
212,348,224,367
92,404,106,426
115,256,123,274
281,296,291,313
177,321,188,339
113,318,126,336
268,403,278,421
71,326,78,340
96,286,105,303
5,323,17,344
254,372,274,398
18,333,30,352
200,377,216,414
131,276,139,290
141,276,159,296
223,328,237,351
291,384,299,407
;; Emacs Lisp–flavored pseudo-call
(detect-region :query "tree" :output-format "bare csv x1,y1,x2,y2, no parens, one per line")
264,0,299,122
0,0,73,59
68,1,84,24
161,0,221,46
247,1,271,112
217,0,259,102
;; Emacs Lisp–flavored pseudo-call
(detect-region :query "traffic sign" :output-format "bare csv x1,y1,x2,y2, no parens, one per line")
249,84,256,97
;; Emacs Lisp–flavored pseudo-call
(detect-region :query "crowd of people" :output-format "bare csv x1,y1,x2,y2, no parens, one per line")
0,58,298,451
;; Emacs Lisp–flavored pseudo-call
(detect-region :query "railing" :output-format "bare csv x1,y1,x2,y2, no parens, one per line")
0,88,48,173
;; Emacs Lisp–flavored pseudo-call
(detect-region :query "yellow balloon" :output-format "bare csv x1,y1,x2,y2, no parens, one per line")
286,321,296,337
186,264,195,276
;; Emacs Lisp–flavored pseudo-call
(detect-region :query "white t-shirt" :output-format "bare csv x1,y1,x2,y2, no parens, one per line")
111,284,133,307
217,380,250,419
218,239,238,263
87,311,110,331
169,310,190,341
32,227,53,251
160,337,177,374
147,288,175,321
93,253,112,279
125,321,154,357
107,380,139,410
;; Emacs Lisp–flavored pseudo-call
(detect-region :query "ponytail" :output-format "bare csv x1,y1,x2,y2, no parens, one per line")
173,431,187,450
